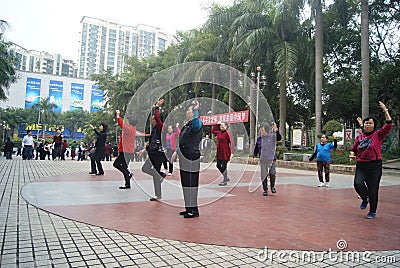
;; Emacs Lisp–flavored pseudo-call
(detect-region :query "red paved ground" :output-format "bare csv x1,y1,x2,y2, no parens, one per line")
34,170,400,251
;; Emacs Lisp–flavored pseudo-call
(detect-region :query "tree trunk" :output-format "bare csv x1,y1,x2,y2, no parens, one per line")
361,0,370,118
315,0,323,144
279,78,286,141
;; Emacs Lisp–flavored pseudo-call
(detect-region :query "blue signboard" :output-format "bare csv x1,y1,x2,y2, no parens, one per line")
90,85,104,112
25,77,41,108
70,83,84,111
49,80,63,113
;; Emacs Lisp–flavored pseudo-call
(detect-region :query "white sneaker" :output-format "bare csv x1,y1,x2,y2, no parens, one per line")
318,182,325,187
325,183,329,188
167,173,172,176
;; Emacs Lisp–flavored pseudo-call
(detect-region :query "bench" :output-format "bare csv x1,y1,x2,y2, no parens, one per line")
283,153,312,162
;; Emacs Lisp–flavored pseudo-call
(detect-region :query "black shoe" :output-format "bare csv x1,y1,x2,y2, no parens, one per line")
150,197,161,201
96,173,104,176
184,212,199,218
271,187,276,193
179,211,187,215
263,191,268,196
119,186,131,189
89,172,96,175
219,181,227,186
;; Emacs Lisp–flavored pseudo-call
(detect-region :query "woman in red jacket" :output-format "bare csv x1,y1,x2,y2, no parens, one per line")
212,121,234,186
113,109,137,189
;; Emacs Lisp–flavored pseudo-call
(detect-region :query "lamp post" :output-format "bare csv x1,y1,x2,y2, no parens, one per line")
251,66,266,145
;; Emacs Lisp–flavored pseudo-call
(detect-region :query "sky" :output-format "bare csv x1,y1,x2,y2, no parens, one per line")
0,0,232,61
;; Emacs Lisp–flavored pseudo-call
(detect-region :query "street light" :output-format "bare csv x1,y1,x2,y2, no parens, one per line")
251,66,266,144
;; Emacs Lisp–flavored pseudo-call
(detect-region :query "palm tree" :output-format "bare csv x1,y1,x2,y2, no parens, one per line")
0,20,16,100
33,97,56,139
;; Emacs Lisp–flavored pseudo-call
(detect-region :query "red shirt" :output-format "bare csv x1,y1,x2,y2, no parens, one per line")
117,117,136,153
212,124,234,161
351,122,392,162
165,127,181,150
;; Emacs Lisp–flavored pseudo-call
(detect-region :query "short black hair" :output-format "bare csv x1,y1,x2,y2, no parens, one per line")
100,123,108,132
363,116,378,131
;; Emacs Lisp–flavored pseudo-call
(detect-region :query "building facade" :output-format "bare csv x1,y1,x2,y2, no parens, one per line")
0,71,103,113
10,44,78,78
78,16,173,78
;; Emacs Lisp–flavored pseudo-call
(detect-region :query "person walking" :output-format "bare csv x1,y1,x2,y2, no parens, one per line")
113,110,137,189
201,134,212,163
309,134,337,187
89,123,107,175
52,129,63,160
141,99,167,201
172,100,203,218
350,101,392,219
4,137,14,160
253,123,281,196
212,121,234,186
163,123,180,176
22,130,34,160
104,142,113,161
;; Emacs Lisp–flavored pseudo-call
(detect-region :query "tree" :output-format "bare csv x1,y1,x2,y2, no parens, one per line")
0,20,16,100
32,97,56,139
60,110,91,140
361,0,370,118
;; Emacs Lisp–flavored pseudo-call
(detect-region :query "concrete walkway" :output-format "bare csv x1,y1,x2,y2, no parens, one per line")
1,157,399,267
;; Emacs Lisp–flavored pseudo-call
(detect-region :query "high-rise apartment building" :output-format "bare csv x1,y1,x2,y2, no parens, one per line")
78,16,173,79
10,44,78,77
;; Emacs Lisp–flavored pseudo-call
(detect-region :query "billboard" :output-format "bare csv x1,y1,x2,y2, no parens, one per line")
90,85,104,112
49,80,63,113
70,83,84,111
25,77,41,108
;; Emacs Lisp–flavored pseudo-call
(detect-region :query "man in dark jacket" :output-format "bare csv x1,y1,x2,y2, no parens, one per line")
4,137,14,160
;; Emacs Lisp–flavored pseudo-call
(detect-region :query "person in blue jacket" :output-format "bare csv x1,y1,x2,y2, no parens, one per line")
309,134,337,187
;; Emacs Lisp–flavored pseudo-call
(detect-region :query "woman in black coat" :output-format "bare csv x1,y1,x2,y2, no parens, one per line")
89,123,107,175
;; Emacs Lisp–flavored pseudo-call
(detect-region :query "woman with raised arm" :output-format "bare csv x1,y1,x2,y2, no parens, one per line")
350,101,393,219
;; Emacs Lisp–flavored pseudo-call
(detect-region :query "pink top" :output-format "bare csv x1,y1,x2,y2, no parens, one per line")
165,127,181,150
351,122,392,162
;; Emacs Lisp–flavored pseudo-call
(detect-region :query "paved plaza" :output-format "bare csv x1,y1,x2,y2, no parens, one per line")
0,157,399,267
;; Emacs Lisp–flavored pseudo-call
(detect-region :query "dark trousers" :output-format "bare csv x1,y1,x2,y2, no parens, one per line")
54,145,62,159
142,151,166,198
354,161,382,214
5,151,12,159
91,151,104,174
113,153,133,187
22,146,33,160
317,161,330,182
260,161,276,190
179,154,200,214
162,148,174,173
216,159,228,182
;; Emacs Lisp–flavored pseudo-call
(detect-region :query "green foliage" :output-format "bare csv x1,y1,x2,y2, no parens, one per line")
322,120,343,135
0,20,16,100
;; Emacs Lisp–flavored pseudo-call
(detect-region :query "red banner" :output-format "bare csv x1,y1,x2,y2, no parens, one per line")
199,110,249,125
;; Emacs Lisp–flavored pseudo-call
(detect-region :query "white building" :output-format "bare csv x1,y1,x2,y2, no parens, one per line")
10,44,78,78
78,16,173,78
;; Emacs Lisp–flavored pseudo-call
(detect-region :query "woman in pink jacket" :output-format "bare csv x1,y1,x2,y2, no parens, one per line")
163,123,180,175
